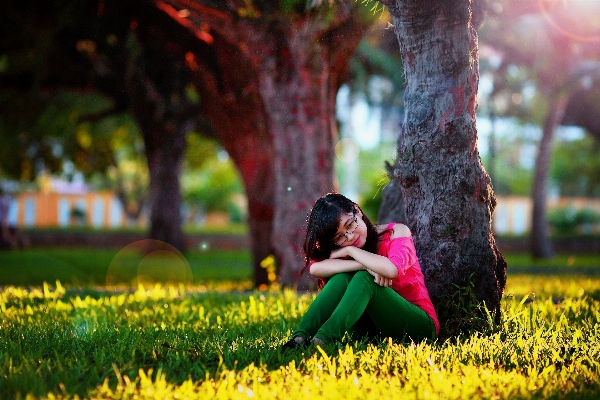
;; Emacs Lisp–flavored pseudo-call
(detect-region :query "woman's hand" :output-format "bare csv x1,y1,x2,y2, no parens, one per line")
366,268,393,287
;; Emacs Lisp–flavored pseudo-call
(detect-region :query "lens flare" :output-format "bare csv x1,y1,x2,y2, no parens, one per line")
537,0,600,42
106,240,193,287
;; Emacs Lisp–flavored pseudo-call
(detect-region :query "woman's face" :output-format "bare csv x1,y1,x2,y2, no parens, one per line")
332,207,366,248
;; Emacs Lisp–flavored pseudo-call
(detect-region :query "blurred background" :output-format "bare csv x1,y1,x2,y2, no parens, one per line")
1,0,600,287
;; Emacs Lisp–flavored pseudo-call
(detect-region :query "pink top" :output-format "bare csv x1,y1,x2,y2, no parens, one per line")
378,222,439,335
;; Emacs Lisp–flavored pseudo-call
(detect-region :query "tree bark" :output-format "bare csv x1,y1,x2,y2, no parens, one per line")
141,125,188,252
261,15,368,289
380,0,506,322
258,22,338,290
378,161,407,224
531,95,567,258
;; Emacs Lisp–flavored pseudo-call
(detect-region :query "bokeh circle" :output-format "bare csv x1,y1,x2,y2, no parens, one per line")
106,239,193,287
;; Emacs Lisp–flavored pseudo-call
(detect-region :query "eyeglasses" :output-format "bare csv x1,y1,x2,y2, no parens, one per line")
333,212,358,246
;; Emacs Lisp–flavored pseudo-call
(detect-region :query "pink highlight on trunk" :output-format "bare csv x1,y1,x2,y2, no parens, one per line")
467,74,478,118
471,183,481,205
438,107,452,131
450,83,465,117
304,105,316,119
470,137,477,160
185,52,198,71
317,155,326,172
406,51,414,67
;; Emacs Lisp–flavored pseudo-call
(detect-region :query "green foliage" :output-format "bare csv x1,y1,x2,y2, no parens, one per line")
0,88,145,189
356,0,386,16
184,133,220,172
1,275,599,398
281,0,307,15
548,206,600,235
551,134,600,197
0,90,75,180
347,14,403,107
181,139,244,213
359,172,388,223
481,131,534,196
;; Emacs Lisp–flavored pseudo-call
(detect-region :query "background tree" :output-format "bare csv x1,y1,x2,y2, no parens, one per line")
158,0,375,288
479,0,600,258
377,0,507,331
1,0,377,287
551,134,600,198
0,0,210,252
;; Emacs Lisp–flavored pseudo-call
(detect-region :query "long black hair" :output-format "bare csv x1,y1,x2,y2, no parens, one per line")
303,193,382,268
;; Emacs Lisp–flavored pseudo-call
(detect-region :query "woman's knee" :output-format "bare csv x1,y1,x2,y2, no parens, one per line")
353,270,374,282
325,271,354,286
351,270,389,291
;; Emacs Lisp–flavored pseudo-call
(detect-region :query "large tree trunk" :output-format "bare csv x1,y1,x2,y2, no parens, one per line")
226,137,274,287
380,0,507,324
260,16,368,289
160,1,368,289
531,95,567,258
259,22,340,290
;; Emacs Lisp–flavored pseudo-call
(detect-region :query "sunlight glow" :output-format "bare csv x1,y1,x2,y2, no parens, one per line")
537,0,600,42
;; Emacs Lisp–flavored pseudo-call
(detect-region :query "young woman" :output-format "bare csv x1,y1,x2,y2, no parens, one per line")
282,193,439,349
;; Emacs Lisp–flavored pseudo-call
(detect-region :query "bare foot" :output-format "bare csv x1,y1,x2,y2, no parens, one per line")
311,337,325,346
293,336,305,344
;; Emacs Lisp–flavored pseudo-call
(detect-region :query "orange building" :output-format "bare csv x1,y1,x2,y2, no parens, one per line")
10,191,146,229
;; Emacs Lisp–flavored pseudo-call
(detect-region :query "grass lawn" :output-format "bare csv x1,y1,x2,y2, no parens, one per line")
0,247,253,288
1,247,599,288
0,247,599,398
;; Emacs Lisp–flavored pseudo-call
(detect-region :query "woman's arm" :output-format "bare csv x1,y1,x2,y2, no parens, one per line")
332,246,399,279
311,223,411,280
309,258,365,278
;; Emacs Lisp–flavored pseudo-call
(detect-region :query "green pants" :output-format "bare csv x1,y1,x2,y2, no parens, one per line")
293,271,435,344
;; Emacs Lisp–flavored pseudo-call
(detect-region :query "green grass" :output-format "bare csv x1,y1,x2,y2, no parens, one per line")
0,275,599,399
0,247,252,288
1,248,599,398
1,248,599,288
504,253,600,274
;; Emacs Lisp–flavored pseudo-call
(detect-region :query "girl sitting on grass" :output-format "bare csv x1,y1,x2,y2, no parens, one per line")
283,193,439,350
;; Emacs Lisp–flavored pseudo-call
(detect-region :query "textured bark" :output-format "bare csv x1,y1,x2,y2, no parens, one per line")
263,16,369,289
259,21,339,290
531,96,567,259
160,1,368,289
378,161,407,224
379,0,506,321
